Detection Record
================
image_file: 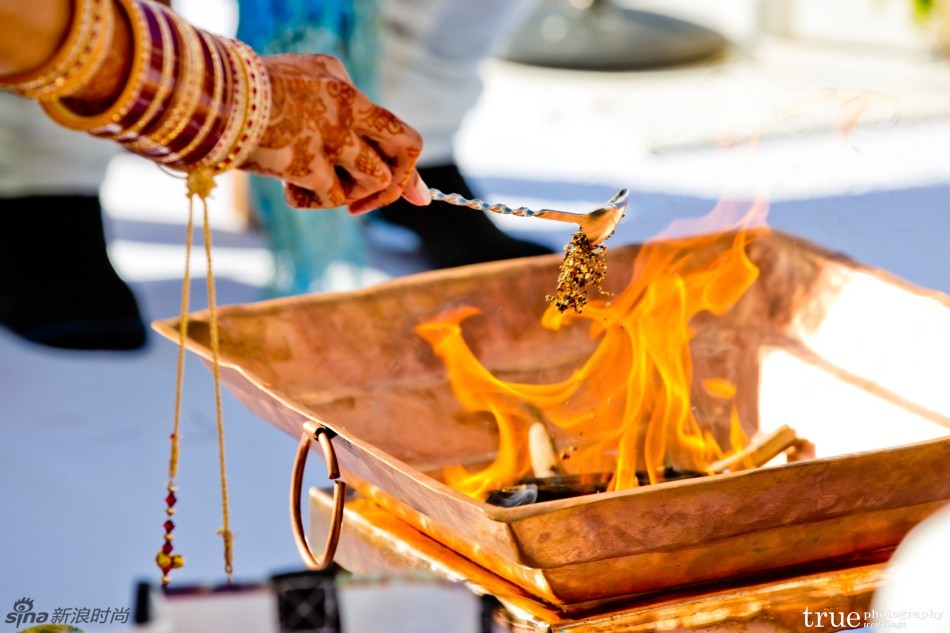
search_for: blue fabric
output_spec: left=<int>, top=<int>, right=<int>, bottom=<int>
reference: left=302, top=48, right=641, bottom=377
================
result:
left=237, top=0, right=378, bottom=95
left=237, top=0, right=379, bottom=297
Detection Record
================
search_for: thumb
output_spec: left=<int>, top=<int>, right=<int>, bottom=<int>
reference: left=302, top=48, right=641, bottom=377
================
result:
left=400, top=170, right=432, bottom=207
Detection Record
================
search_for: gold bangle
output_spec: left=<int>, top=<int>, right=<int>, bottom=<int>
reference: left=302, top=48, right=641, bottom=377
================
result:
left=91, top=0, right=166, bottom=139
left=113, top=0, right=177, bottom=142
left=41, top=0, right=153, bottom=135
left=52, top=0, right=117, bottom=99
left=0, top=0, right=101, bottom=98
left=215, top=38, right=271, bottom=172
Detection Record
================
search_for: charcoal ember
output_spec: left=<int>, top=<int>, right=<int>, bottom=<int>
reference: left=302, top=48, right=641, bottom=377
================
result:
left=655, top=466, right=705, bottom=483
left=519, top=474, right=611, bottom=502
left=487, top=469, right=706, bottom=506
left=486, top=484, right=539, bottom=508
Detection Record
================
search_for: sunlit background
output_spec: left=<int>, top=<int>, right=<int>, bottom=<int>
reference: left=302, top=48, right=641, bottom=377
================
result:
left=3, top=0, right=950, bottom=629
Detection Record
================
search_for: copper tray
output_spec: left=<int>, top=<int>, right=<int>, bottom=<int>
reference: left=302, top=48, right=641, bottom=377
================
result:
left=154, top=229, right=950, bottom=606
left=309, top=488, right=886, bottom=630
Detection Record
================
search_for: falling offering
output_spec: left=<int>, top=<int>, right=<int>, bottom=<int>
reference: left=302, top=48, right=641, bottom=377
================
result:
left=545, top=229, right=608, bottom=313
left=416, top=197, right=784, bottom=501
left=429, top=188, right=628, bottom=313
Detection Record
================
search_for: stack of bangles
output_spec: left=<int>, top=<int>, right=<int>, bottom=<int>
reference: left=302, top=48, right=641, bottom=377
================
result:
left=0, top=0, right=271, bottom=176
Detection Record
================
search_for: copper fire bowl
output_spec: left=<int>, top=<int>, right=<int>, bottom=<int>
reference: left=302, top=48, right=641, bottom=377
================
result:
left=309, top=488, right=886, bottom=630
left=154, top=229, right=950, bottom=606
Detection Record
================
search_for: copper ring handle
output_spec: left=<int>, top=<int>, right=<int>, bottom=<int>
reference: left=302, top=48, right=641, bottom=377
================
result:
left=290, top=420, right=346, bottom=570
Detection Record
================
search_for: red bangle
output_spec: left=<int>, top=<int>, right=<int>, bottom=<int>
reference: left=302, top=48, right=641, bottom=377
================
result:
left=124, top=3, right=203, bottom=157
left=166, top=34, right=235, bottom=170
left=113, top=0, right=178, bottom=142
left=159, top=28, right=224, bottom=164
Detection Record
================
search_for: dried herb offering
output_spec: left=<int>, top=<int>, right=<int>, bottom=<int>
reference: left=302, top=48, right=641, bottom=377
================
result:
left=547, top=229, right=608, bottom=313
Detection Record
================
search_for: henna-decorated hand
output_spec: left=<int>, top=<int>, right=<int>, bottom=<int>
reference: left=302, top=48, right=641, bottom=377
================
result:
left=242, top=54, right=430, bottom=215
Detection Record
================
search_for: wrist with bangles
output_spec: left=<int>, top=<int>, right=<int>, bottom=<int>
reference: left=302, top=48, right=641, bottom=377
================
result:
left=0, top=0, right=272, bottom=177
left=0, top=0, right=276, bottom=587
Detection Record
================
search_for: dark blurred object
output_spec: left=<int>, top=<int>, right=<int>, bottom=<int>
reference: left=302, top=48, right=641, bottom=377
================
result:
left=374, top=164, right=553, bottom=269
left=270, top=568, right=342, bottom=633
left=503, top=0, right=729, bottom=71
left=479, top=595, right=505, bottom=633
left=133, top=580, right=151, bottom=625
left=0, top=195, right=147, bottom=351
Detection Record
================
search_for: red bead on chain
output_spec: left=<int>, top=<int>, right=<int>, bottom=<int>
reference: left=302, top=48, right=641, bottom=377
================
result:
left=156, top=484, right=185, bottom=585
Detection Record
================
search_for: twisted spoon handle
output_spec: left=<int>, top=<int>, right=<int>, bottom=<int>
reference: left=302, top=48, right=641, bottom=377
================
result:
left=429, top=188, right=542, bottom=218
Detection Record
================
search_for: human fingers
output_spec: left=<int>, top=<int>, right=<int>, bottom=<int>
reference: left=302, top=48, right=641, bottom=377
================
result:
left=333, top=137, right=394, bottom=211
left=283, top=180, right=347, bottom=210
left=347, top=154, right=430, bottom=215
left=349, top=101, right=425, bottom=213
left=279, top=137, right=395, bottom=211
left=285, top=138, right=347, bottom=209
left=283, top=183, right=323, bottom=209
left=250, top=54, right=418, bottom=211
left=312, top=53, right=355, bottom=85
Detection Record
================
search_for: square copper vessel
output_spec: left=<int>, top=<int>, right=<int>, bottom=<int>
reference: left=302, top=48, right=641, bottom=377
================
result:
left=154, top=230, right=950, bottom=606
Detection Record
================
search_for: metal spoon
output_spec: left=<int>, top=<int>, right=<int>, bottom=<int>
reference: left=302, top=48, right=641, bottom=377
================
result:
left=428, top=188, right=629, bottom=246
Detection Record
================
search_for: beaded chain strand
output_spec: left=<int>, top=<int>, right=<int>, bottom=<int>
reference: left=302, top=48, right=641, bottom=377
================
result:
left=156, top=168, right=235, bottom=586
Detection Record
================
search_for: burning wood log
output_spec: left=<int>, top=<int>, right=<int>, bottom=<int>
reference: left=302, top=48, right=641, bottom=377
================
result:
left=785, top=437, right=817, bottom=463
left=486, top=413, right=804, bottom=507
left=487, top=421, right=702, bottom=507
left=707, top=424, right=800, bottom=474
left=528, top=421, right=561, bottom=479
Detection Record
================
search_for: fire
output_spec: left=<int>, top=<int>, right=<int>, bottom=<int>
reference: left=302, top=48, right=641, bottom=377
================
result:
left=416, top=198, right=768, bottom=500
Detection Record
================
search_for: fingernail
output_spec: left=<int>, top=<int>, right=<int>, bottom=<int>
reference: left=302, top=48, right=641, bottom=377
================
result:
left=413, top=176, right=432, bottom=205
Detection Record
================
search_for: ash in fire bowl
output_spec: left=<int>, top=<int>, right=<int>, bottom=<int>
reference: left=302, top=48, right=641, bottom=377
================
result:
left=486, top=470, right=705, bottom=508
left=485, top=473, right=613, bottom=508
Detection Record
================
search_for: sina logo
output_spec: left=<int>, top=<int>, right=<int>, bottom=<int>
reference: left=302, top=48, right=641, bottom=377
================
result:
left=5, top=598, right=49, bottom=628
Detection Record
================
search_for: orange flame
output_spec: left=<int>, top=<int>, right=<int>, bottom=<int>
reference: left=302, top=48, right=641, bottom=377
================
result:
left=416, top=198, right=768, bottom=499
